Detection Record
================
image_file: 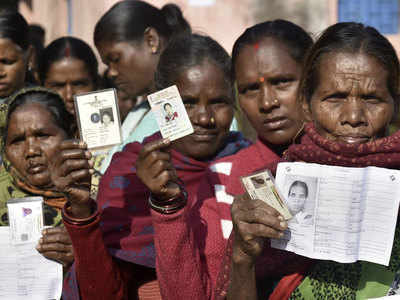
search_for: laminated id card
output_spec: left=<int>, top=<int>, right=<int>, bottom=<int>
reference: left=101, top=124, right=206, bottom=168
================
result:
left=74, top=88, right=122, bottom=150
left=147, top=85, right=194, bottom=141
left=241, top=169, right=292, bottom=220
left=7, top=197, right=44, bottom=244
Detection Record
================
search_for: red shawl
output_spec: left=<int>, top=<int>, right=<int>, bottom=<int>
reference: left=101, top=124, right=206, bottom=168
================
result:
left=270, top=123, right=400, bottom=299
left=97, top=131, right=250, bottom=268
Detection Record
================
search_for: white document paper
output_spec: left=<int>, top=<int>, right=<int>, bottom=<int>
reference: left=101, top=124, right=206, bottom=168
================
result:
left=74, top=89, right=122, bottom=150
left=271, top=162, right=400, bottom=266
left=147, top=85, right=194, bottom=141
left=0, top=227, right=62, bottom=300
left=7, top=197, right=43, bottom=245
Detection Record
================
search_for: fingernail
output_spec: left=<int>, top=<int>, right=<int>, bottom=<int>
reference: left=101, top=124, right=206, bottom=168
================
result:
left=280, top=221, right=287, bottom=228
left=278, top=216, right=284, bottom=221
left=89, top=168, right=95, bottom=174
left=164, top=138, right=170, bottom=145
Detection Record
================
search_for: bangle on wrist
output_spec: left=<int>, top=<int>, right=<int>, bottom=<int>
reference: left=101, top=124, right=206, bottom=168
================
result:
left=149, top=185, right=188, bottom=214
left=62, top=199, right=98, bottom=226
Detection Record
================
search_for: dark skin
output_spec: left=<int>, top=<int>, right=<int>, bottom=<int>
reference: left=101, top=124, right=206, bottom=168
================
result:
left=43, top=57, right=96, bottom=116
left=136, top=61, right=234, bottom=201
left=96, top=28, right=165, bottom=99
left=0, top=38, right=32, bottom=98
left=235, top=38, right=304, bottom=156
left=228, top=51, right=396, bottom=300
left=304, top=52, right=395, bottom=144
left=4, top=102, right=75, bottom=267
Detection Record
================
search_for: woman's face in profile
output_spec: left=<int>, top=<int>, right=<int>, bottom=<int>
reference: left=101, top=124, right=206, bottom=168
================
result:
left=287, top=184, right=307, bottom=214
left=305, top=52, right=395, bottom=144
left=0, top=38, right=28, bottom=98
left=5, top=102, right=67, bottom=188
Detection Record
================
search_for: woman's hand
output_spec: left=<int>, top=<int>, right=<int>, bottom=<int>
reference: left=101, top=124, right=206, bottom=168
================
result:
left=50, top=139, right=93, bottom=218
left=231, top=193, right=288, bottom=265
left=136, top=138, right=180, bottom=201
left=36, top=226, right=74, bottom=268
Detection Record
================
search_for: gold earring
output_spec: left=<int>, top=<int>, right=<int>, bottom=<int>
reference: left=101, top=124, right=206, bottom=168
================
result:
left=274, top=99, right=279, bottom=104
left=210, top=117, right=215, bottom=124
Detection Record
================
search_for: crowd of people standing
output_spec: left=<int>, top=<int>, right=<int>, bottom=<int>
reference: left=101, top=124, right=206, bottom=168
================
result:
left=0, top=1, right=400, bottom=299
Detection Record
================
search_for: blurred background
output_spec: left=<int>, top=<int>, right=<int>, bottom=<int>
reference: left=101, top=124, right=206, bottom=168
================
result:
left=1, top=0, right=399, bottom=71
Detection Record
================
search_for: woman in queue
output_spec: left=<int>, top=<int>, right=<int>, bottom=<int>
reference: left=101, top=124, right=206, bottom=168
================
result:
left=0, top=11, right=33, bottom=135
left=0, top=87, right=77, bottom=269
left=225, top=22, right=400, bottom=299
left=94, top=0, right=192, bottom=173
left=39, top=37, right=98, bottom=117
left=54, top=33, right=249, bottom=300
left=147, top=20, right=314, bottom=299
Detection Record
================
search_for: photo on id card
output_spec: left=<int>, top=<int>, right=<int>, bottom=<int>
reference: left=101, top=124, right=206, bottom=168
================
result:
left=7, top=197, right=44, bottom=245
left=74, top=88, right=122, bottom=150
left=147, top=85, right=194, bottom=141
left=241, top=169, right=292, bottom=220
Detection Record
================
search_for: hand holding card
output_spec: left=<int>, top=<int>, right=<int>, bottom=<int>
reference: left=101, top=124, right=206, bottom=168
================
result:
left=241, top=169, right=292, bottom=220
left=136, top=138, right=181, bottom=201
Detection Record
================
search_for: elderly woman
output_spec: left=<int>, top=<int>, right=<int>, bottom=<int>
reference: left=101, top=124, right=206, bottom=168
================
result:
left=224, top=22, right=400, bottom=300
left=52, top=34, right=249, bottom=300
left=0, top=87, right=76, bottom=269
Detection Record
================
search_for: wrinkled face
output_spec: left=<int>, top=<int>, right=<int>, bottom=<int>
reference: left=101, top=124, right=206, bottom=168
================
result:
left=287, top=184, right=307, bottom=214
left=97, top=40, right=157, bottom=98
left=172, top=61, right=234, bottom=160
left=305, top=52, right=395, bottom=144
left=0, top=38, right=28, bottom=98
left=44, top=57, right=96, bottom=115
left=235, top=38, right=304, bottom=147
left=5, top=102, right=67, bottom=188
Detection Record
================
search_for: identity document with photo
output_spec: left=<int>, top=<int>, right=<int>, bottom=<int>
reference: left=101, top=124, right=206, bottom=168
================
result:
left=271, top=162, right=400, bottom=266
left=147, top=85, right=194, bottom=141
left=241, top=169, right=292, bottom=220
left=74, top=89, right=122, bottom=150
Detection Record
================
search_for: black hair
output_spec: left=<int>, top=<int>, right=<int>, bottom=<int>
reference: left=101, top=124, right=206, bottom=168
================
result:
left=38, top=36, right=99, bottom=85
left=94, top=0, right=191, bottom=46
left=0, top=11, right=30, bottom=51
left=288, top=180, right=308, bottom=198
left=299, top=22, right=400, bottom=110
left=231, top=20, right=313, bottom=76
left=155, top=34, right=235, bottom=104
left=4, top=88, right=74, bottom=147
left=163, top=102, right=172, bottom=110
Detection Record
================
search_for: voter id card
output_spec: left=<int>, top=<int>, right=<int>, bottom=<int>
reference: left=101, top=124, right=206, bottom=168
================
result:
left=7, top=197, right=44, bottom=244
left=241, top=169, right=292, bottom=220
left=147, top=85, right=194, bottom=141
left=74, top=88, right=122, bottom=150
